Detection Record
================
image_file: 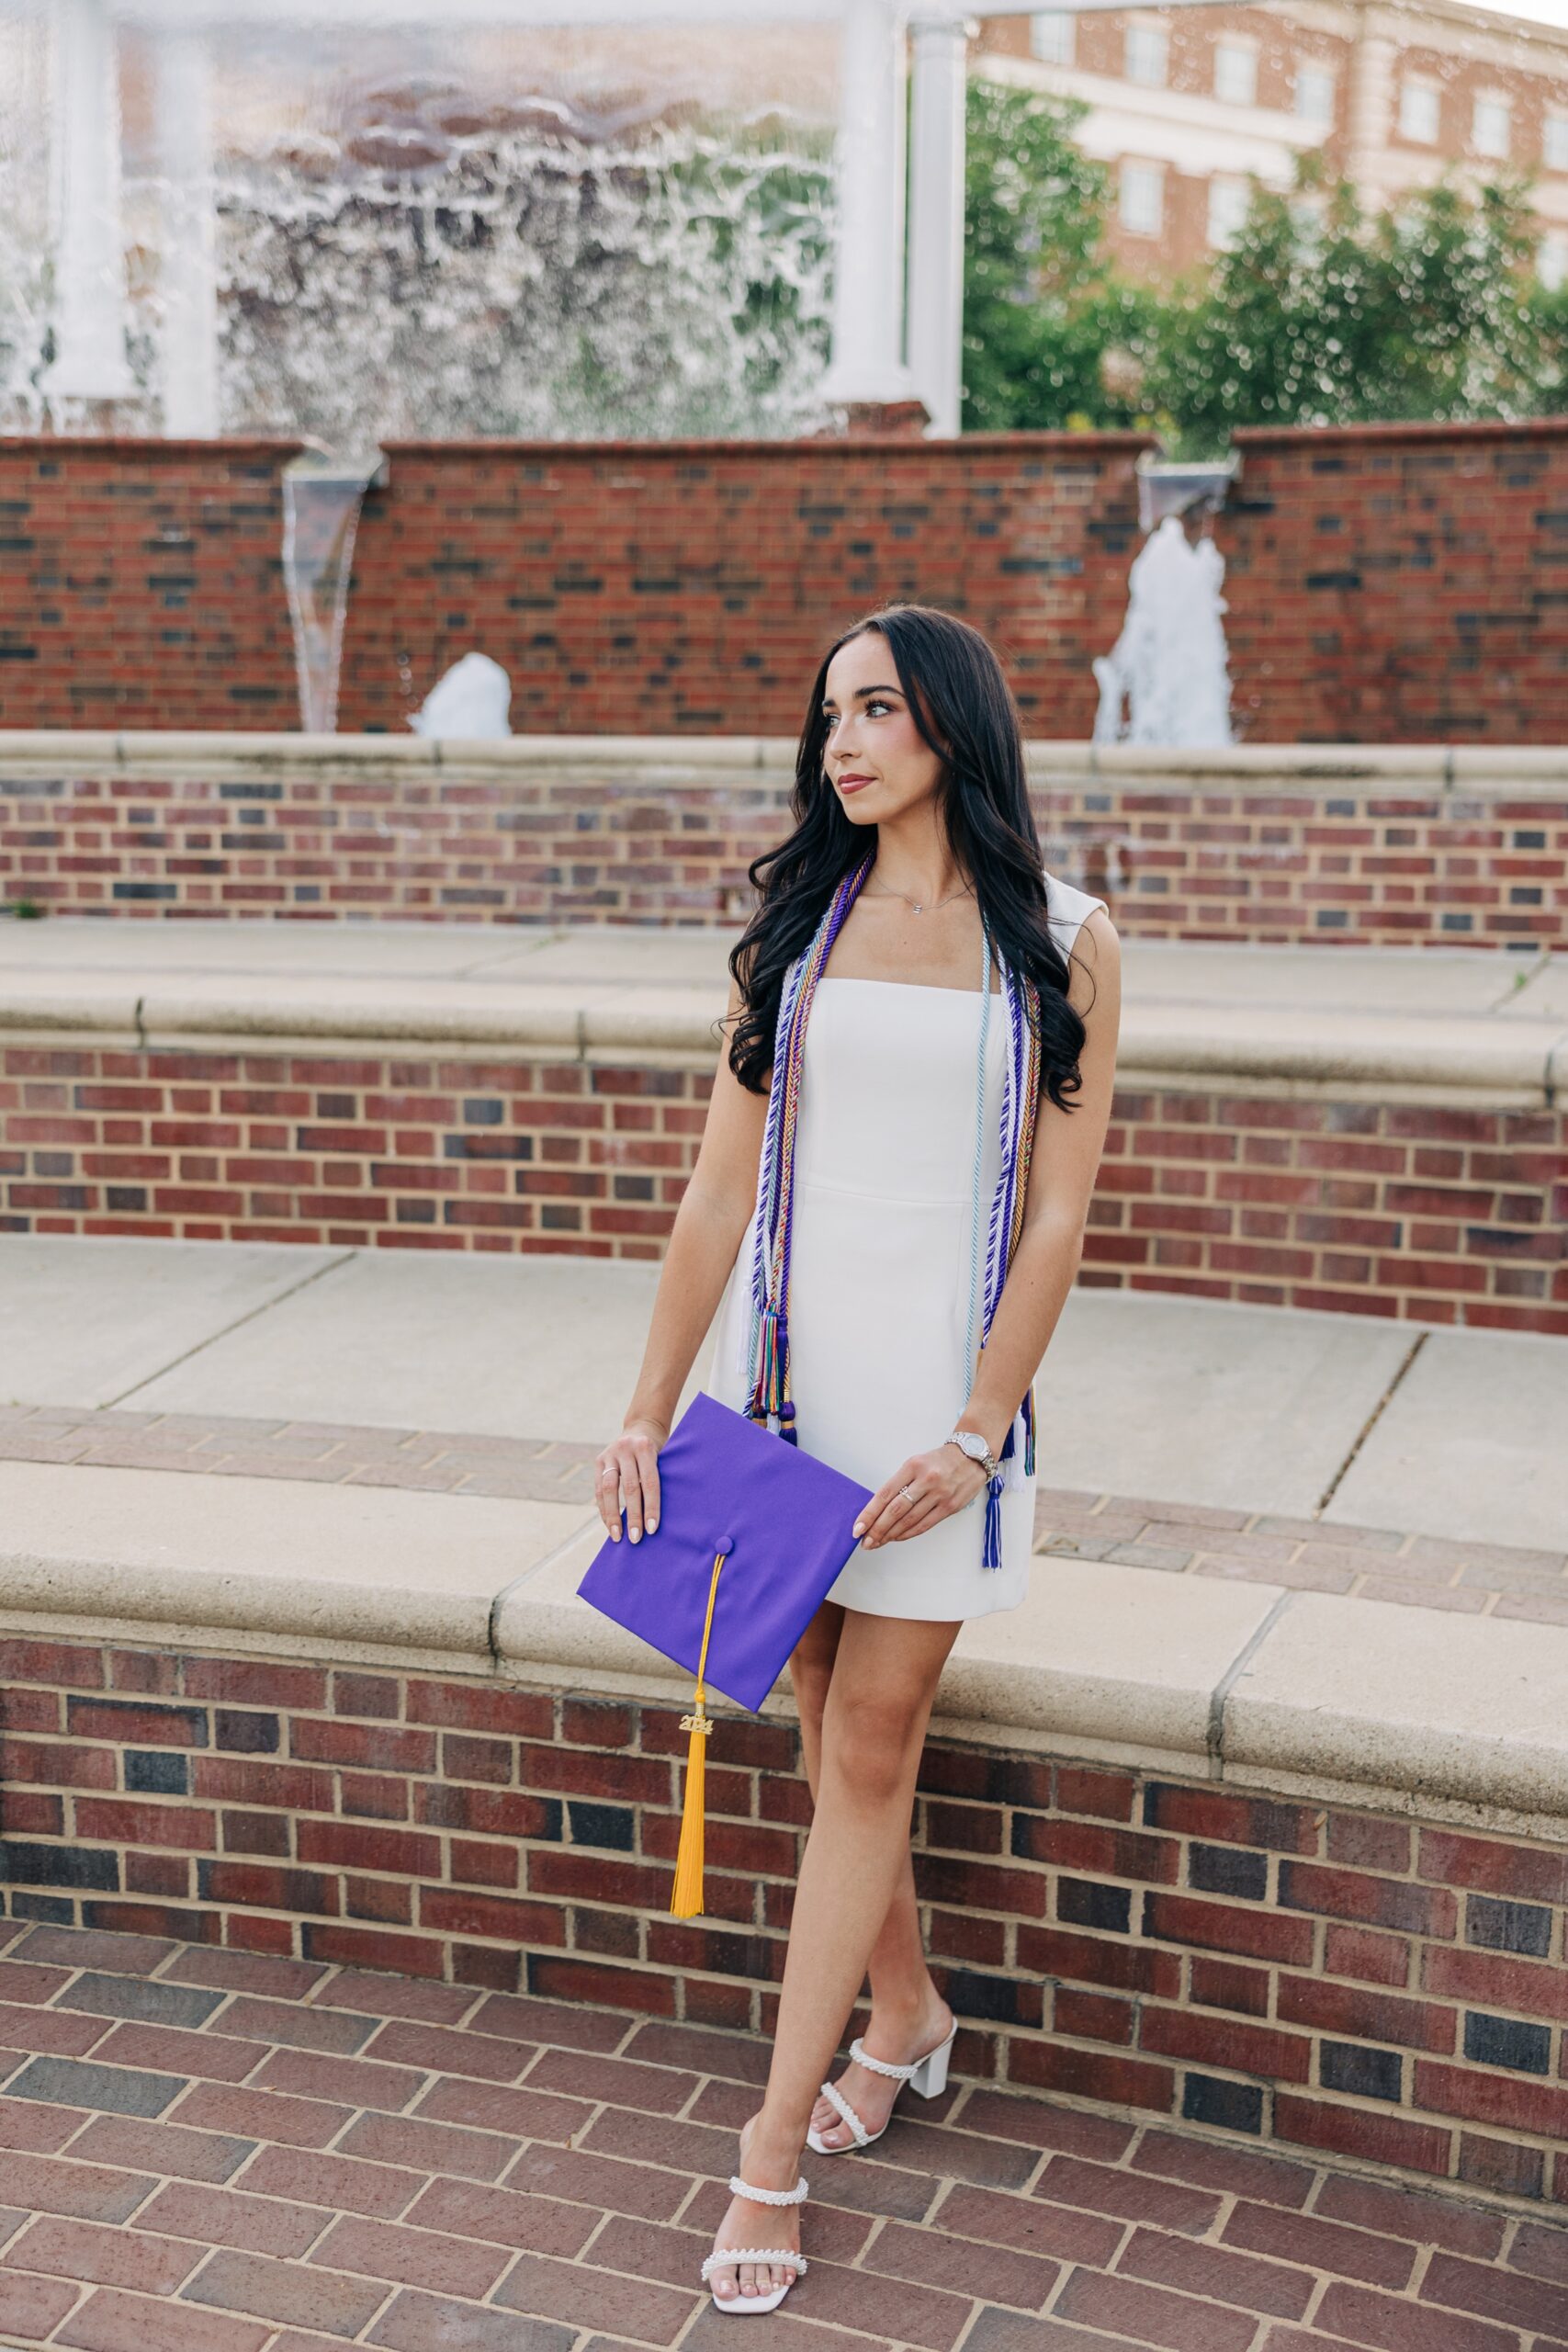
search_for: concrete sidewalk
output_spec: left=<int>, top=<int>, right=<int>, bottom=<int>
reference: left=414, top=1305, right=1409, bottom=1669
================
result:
left=2, top=1232, right=1564, bottom=1551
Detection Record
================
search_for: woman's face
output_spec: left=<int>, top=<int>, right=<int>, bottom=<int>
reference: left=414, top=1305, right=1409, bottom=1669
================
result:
left=820, top=630, right=944, bottom=830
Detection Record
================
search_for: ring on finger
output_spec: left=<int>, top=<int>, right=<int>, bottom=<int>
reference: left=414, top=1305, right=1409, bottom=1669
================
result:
left=897, top=1484, right=918, bottom=1504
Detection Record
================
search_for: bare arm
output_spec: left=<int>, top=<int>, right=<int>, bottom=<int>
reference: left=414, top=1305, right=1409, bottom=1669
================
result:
left=854, top=908, right=1122, bottom=1547
left=593, top=972, right=769, bottom=1544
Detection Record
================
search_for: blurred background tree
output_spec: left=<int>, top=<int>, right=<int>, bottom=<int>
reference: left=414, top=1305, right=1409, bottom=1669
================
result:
left=960, top=78, right=1158, bottom=433
left=961, top=81, right=1568, bottom=452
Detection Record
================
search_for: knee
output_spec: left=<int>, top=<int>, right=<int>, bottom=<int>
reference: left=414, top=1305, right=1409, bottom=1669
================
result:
left=821, top=1685, right=925, bottom=1804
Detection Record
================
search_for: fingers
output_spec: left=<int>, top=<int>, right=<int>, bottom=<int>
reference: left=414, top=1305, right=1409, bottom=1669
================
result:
left=852, top=1464, right=919, bottom=1551
left=894, top=1495, right=946, bottom=1541
left=593, top=1429, right=663, bottom=1544
left=622, top=1426, right=661, bottom=1541
left=593, top=1453, right=622, bottom=1541
left=852, top=1453, right=992, bottom=1548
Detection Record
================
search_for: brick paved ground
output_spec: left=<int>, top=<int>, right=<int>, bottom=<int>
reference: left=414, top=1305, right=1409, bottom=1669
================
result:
left=2, top=1402, right=1564, bottom=1623
left=1, top=1918, right=1568, bottom=2351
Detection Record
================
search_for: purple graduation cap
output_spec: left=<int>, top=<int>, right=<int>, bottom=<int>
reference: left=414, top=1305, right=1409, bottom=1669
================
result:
left=576, top=1391, right=873, bottom=1917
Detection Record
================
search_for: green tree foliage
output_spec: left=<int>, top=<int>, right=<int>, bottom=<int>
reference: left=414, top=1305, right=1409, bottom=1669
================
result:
left=1145, top=169, right=1562, bottom=451
left=961, top=80, right=1568, bottom=447
left=961, top=76, right=1159, bottom=430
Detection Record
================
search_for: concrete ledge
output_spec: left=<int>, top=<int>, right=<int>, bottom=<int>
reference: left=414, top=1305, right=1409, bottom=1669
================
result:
left=0, top=969, right=1561, bottom=1106
left=0, top=729, right=1565, bottom=797
left=0, top=1459, right=592, bottom=1676
left=7, top=1460, right=1568, bottom=1837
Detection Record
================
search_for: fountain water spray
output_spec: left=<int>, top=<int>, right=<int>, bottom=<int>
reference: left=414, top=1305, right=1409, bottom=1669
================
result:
left=281, top=454, right=385, bottom=733
left=1093, top=455, right=1239, bottom=750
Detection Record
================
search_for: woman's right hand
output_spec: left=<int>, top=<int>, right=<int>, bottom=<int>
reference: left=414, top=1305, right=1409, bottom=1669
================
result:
left=593, top=1417, right=667, bottom=1544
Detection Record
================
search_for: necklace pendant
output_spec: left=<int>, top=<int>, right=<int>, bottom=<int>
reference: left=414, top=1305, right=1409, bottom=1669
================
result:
left=910, top=901, right=923, bottom=914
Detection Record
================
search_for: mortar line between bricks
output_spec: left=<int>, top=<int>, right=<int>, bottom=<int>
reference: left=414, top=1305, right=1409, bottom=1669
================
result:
left=1299, top=2266, right=1332, bottom=2328
left=100, top=1245, right=359, bottom=1408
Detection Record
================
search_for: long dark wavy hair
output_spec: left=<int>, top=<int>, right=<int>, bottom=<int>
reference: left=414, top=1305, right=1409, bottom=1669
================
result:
left=728, top=603, right=1089, bottom=1108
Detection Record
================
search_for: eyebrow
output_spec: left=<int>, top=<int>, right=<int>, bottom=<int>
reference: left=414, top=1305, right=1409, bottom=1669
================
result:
left=821, top=684, right=904, bottom=706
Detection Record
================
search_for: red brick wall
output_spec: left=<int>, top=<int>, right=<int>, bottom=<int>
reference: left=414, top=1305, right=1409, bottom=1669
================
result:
left=6, top=1632, right=1568, bottom=2202
left=0, top=439, right=303, bottom=730
left=3, top=1040, right=1562, bottom=1331
left=1222, top=421, right=1568, bottom=746
left=3, top=751, right=1564, bottom=944
left=4, top=418, right=1568, bottom=744
left=0, top=432, right=1149, bottom=742
left=341, top=435, right=1149, bottom=740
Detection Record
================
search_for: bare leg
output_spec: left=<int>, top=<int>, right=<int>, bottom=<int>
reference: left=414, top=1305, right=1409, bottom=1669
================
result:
left=705, top=1607, right=961, bottom=2305
left=792, top=1608, right=953, bottom=2154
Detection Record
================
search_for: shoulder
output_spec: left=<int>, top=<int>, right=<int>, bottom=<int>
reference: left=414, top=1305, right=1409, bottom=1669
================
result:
left=1043, top=867, right=1111, bottom=952
left=1043, top=868, right=1119, bottom=1020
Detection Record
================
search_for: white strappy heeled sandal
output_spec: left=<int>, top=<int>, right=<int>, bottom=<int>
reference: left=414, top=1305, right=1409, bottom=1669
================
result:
left=807, top=2014, right=958, bottom=2155
left=700, top=2165, right=809, bottom=2315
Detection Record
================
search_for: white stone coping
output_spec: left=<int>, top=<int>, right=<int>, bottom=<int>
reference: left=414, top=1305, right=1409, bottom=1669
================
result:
left=5, top=1457, right=1568, bottom=1839
left=0, top=969, right=1562, bottom=1107
left=0, top=729, right=1565, bottom=796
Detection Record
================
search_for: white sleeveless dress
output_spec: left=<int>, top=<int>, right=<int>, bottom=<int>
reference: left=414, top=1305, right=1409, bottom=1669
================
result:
left=703, top=872, right=1106, bottom=1623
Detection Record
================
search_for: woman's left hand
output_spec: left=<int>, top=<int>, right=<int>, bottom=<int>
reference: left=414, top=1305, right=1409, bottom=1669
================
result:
left=852, top=1442, right=990, bottom=1549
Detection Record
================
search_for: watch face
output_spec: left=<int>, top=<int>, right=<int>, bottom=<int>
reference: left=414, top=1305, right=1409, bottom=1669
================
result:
left=955, top=1432, right=986, bottom=1460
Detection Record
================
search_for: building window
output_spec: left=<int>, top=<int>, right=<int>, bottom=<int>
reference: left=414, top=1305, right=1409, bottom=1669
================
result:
left=1214, top=39, right=1258, bottom=107
left=1030, top=11, right=1075, bottom=66
left=1472, top=91, right=1511, bottom=157
left=1540, top=231, right=1568, bottom=290
left=1124, top=22, right=1169, bottom=87
left=1398, top=78, right=1440, bottom=143
left=1208, top=175, right=1251, bottom=249
left=1544, top=107, right=1568, bottom=171
left=1294, top=61, right=1336, bottom=127
left=1119, top=157, right=1165, bottom=235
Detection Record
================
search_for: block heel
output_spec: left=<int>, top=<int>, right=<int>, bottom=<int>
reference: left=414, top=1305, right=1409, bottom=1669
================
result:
left=907, top=2026, right=954, bottom=2099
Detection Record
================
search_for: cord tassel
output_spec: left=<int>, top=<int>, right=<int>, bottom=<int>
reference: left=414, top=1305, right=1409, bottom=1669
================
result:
left=982, top=1475, right=1004, bottom=1571
left=670, top=1542, right=731, bottom=1919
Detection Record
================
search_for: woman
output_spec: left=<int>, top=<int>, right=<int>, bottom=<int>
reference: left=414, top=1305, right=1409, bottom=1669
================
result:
left=592, top=604, right=1120, bottom=2315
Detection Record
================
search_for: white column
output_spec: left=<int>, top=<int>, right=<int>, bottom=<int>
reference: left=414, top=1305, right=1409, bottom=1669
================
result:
left=820, top=0, right=916, bottom=407
left=1346, top=12, right=1398, bottom=207
left=906, top=17, right=968, bottom=436
left=42, top=0, right=135, bottom=404
left=154, top=27, right=221, bottom=436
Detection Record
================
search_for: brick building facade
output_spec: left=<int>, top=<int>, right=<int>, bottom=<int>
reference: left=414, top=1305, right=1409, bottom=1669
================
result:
left=979, top=0, right=1568, bottom=285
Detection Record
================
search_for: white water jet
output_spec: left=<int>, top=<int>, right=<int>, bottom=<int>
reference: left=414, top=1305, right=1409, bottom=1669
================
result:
left=410, top=651, right=513, bottom=739
left=1093, top=514, right=1235, bottom=749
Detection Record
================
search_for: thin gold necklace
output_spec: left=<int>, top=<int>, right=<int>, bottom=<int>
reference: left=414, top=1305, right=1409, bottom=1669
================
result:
left=863, top=878, right=974, bottom=916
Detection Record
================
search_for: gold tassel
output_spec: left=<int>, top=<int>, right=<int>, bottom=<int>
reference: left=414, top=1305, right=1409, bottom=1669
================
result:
left=670, top=1544, right=728, bottom=1919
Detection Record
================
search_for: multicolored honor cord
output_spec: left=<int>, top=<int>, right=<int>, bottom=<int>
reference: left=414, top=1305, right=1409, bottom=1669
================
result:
left=742, top=854, right=873, bottom=1442
left=741, top=855, right=1044, bottom=1570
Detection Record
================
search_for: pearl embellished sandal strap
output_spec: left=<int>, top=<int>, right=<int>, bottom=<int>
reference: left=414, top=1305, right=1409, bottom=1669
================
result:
left=817, top=2075, right=871, bottom=2143
left=702, top=2249, right=807, bottom=2279
left=848, top=2034, right=923, bottom=2081
left=728, top=2171, right=809, bottom=2204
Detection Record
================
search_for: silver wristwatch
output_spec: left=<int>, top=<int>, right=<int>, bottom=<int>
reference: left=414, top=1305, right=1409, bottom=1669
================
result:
left=945, top=1428, right=1000, bottom=1482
